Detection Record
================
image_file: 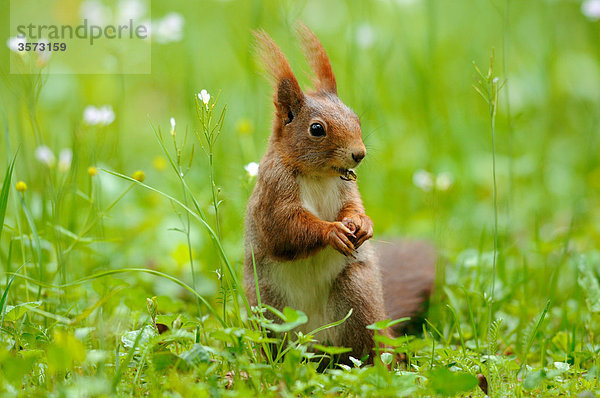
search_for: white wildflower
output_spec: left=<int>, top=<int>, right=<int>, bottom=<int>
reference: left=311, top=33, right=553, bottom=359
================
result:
left=349, top=356, right=363, bottom=367
left=170, top=117, right=176, bottom=135
left=83, top=105, right=115, bottom=126
left=153, top=12, right=184, bottom=44
left=413, top=169, right=434, bottom=192
left=582, top=0, right=600, bottom=20
left=435, top=171, right=454, bottom=191
left=6, top=36, right=27, bottom=53
left=117, top=0, right=146, bottom=24
left=356, top=24, right=375, bottom=49
left=198, top=89, right=211, bottom=107
left=244, top=162, right=259, bottom=177
left=79, top=0, right=112, bottom=25
left=58, top=148, right=73, bottom=172
left=35, top=146, right=56, bottom=167
left=391, top=0, right=418, bottom=5
left=554, top=362, right=570, bottom=372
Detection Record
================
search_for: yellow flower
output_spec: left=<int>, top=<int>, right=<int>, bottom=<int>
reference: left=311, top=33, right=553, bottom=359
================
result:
left=132, top=170, right=146, bottom=182
left=15, top=181, right=27, bottom=192
left=236, top=118, right=253, bottom=135
left=87, top=166, right=98, bottom=177
left=153, top=156, right=167, bottom=171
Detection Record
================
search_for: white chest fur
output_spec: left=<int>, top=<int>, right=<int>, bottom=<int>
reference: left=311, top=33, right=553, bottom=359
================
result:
left=267, top=176, right=351, bottom=344
left=270, top=247, right=349, bottom=344
left=297, top=175, right=344, bottom=222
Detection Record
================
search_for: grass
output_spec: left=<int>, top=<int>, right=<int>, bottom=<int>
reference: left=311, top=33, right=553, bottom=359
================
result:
left=1, top=0, right=600, bottom=396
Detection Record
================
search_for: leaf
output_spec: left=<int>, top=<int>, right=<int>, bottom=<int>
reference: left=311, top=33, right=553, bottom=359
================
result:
left=577, top=257, right=600, bottom=313
left=242, top=329, right=278, bottom=344
left=3, top=301, right=41, bottom=322
left=47, top=331, right=86, bottom=375
left=585, top=366, right=600, bottom=381
left=180, top=344, right=210, bottom=367
left=263, top=306, right=307, bottom=333
left=121, top=325, right=156, bottom=351
left=488, top=318, right=503, bottom=355
left=313, top=344, right=352, bottom=355
left=523, top=369, right=546, bottom=390
left=0, top=352, right=35, bottom=382
left=380, top=352, right=393, bottom=365
left=152, top=351, right=181, bottom=371
left=366, top=317, right=410, bottom=331
left=519, top=300, right=550, bottom=371
left=0, top=261, right=24, bottom=327
left=551, top=331, right=569, bottom=353
left=374, top=333, right=409, bottom=348
left=112, top=326, right=147, bottom=391
left=428, top=367, right=478, bottom=395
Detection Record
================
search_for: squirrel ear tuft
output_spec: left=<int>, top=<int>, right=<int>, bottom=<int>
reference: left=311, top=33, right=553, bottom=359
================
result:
left=254, top=29, right=304, bottom=120
left=296, top=22, right=337, bottom=94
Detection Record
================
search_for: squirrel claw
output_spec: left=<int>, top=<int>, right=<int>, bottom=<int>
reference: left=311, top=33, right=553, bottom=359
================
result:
left=328, top=221, right=356, bottom=256
left=341, top=214, right=373, bottom=249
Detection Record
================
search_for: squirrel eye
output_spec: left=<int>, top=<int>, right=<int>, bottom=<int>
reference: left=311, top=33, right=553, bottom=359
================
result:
left=309, top=122, right=326, bottom=137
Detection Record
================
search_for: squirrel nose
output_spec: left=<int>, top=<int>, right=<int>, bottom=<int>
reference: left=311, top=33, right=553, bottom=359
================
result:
left=352, top=149, right=366, bottom=164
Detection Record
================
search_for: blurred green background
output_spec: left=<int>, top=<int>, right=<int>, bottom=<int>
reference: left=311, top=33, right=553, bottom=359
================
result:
left=1, top=0, right=600, bottom=393
left=3, top=0, right=599, bottom=273
left=2, top=0, right=600, bottom=310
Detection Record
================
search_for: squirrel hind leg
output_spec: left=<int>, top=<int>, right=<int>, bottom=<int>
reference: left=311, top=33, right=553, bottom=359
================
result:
left=375, top=240, right=437, bottom=336
left=326, top=259, right=388, bottom=368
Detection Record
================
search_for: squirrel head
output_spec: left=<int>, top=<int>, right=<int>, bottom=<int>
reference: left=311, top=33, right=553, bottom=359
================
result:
left=255, top=24, right=366, bottom=178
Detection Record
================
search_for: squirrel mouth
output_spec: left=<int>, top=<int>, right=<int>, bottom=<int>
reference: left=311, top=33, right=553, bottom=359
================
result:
left=338, top=168, right=357, bottom=181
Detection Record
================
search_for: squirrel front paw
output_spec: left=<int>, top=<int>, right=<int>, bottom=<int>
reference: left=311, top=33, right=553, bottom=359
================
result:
left=326, top=221, right=356, bottom=258
left=341, top=214, right=373, bottom=249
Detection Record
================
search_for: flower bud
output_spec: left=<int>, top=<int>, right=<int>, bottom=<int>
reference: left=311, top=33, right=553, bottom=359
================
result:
left=132, top=170, right=146, bottom=182
left=172, top=314, right=182, bottom=330
left=146, top=296, right=158, bottom=320
left=15, top=181, right=27, bottom=193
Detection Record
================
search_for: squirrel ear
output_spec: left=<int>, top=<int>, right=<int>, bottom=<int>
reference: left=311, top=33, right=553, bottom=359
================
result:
left=254, top=29, right=304, bottom=122
left=296, top=22, right=337, bottom=94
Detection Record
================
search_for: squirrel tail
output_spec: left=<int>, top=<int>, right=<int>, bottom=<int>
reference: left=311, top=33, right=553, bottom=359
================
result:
left=374, top=240, right=437, bottom=336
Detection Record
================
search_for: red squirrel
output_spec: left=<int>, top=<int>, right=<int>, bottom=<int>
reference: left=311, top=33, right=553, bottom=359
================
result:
left=244, top=24, right=436, bottom=365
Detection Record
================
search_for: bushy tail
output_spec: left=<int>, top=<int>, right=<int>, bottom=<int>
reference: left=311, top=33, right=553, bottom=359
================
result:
left=374, top=240, right=437, bottom=335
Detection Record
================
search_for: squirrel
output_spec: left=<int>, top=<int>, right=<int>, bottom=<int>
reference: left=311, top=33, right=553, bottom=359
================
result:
left=244, top=24, right=436, bottom=366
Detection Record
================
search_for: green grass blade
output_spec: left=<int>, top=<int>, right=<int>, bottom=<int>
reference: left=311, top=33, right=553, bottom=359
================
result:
left=9, top=267, right=226, bottom=328
left=519, top=300, right=551, bottom=373
left=111, top=326, right=146, bottom=392
left=18, top=195, right=43, bottom=298
left=0, top=152, right=17, bottom=240
left=0, top=251, right=24, bottom=328
left=308, top=308, right=353, bottom=336
left=101, top=169, right=252, bottom=319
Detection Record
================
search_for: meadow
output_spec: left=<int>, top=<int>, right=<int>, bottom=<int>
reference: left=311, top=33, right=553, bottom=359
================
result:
left=1, top=0, right=600, bottom=396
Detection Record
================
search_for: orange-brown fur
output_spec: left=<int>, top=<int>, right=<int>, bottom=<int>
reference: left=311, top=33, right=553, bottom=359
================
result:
left=244, top=24, right=435, bottom=367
